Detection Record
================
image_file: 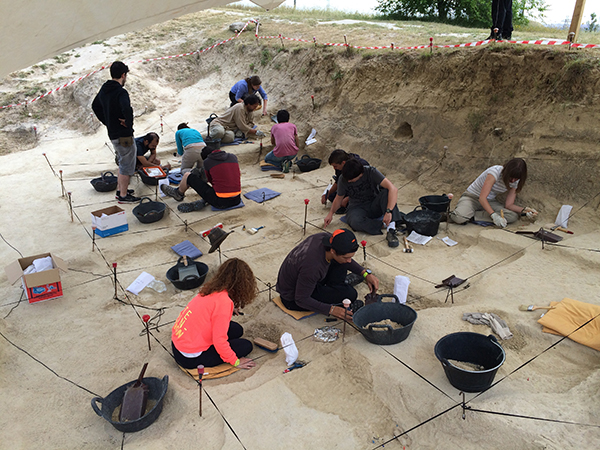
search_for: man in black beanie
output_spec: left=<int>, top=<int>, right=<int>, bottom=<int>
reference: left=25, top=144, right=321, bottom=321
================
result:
left=276, top=229, right=379, bottom=320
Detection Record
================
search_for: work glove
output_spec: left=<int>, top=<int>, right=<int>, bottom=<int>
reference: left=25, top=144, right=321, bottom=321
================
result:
left=491, top=212, right=507, bottom=228
left=523, top=207, right=538, bottom=221
left=255, top=130, right=266, bottom=138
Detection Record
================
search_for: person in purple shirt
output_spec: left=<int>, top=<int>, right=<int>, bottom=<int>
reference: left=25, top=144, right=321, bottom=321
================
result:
left=229, top=75, right=268, bottom=116
left=264, top=110, right=299, bottom=172
left=276, top=229, right=379, bottom=321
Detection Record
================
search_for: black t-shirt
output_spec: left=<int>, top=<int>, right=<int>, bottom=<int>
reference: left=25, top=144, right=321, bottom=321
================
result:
left=337, top=166, right=385, bottom=206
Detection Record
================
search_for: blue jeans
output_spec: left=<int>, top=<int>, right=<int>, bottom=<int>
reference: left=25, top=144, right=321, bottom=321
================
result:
left=265, top=151, right=294, bottom=168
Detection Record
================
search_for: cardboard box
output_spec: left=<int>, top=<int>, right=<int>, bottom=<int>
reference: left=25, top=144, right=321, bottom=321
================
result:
left=5, top=253, right=68, bottom=303
left=91, top=205, right=128, bottom=237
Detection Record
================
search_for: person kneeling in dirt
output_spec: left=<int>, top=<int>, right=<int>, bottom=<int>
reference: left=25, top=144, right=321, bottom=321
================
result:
left=172, top=258, right=257, bottom=370
left=264, top=109, right=299, bottom=172
left=175, top=123, right=206, bottom=174
left=276, top=228, right=379, bottom=321
left=160, top=144, right=241, bottom=213
left=135, top=132, right=170, bottom=170
left=449, top=157, right=537, bottom=228
left=324, top=159, right=403, bottom=248
left=321, top=149, right=369, bottom=214
left=207, top=94, right=265, bottom=143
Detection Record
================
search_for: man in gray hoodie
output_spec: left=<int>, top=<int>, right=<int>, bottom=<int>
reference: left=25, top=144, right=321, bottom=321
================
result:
left=92, top=61, right=140, bottom=203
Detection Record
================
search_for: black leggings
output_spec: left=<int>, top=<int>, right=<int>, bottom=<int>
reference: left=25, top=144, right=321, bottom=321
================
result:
left=186, top=172, right=241, bottom=209
left=172, top=321, right=252, bottom=369
left=281, top=261, right=357, bottom=311
left=229, top=91, right=238, bottom=107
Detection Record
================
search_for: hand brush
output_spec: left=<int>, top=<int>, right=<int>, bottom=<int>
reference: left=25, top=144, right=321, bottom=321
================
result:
left=519, top=305, right=555, bottom=311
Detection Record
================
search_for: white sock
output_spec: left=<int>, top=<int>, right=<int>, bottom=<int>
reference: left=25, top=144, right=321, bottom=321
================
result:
left=387, top=222, right=396, bottom=232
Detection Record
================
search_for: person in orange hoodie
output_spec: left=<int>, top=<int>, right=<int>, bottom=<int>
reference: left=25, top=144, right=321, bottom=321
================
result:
left=171, top=258, right=257, bottom=369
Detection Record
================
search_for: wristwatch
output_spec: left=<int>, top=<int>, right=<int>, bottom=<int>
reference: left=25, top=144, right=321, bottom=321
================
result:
left=385, top=208, right=392, bottom=214
left=363, top=269, right=372, bottom=279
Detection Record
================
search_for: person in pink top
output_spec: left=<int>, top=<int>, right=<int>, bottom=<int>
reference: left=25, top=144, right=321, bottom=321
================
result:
left=171, top=258, right=258, bottom=369
left=264, top=110, right=299, bottom=172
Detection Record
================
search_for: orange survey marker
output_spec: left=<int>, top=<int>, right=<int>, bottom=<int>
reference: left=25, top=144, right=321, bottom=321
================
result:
left=200, top=223, right=223, bottom=237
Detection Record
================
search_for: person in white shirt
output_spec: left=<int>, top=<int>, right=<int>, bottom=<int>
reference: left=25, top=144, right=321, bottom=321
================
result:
left=449, top=158, right=537, bottom=228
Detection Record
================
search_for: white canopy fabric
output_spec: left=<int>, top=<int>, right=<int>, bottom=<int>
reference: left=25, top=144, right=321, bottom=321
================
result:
left=0, top=0, right=283, bottom=78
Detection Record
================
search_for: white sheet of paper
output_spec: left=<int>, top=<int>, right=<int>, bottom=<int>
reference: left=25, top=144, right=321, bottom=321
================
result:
left=126, top=271, right=155, bottom=295
left=407, top=231, right=432, bottom=245
left=323, top=183, right=332, bottom=196
left=158, top=178, right=169, bottom=197
left=393, top=275, right=410, bottom=304
left=555, top=205, right=572, bottom=228
left=305, top=128, right=317, bottom=145
left=441, top=236, right=458, bottom=247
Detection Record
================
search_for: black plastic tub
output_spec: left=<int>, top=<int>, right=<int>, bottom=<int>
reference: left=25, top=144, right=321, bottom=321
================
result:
left=132, top=197, right=166, bottom=224
left=91, top=171, right=118, bottom=192
left=91, top=375, right=168, bottom=433
left=419, top=194, right=451, bottom=213
left=403, top=206, right=442, bottom=236
left=352, top=295, right=417, bottom=345
left=434, top=332, right=505, bottom=392
left=166, top=258, right=209, bottom=290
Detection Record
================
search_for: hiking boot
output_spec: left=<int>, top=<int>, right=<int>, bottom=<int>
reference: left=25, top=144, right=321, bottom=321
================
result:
left=178, top=199, right=207, bottom=213
left=335, top=206, right=347, bottom=215
left=345, top=272, right=364, bottom=287
left=117, top=194, right=141, bottom=204
left=386, top=229, right=400, bottom=248
left=115, top=189, right=134, bottom=199
left=161, top=184, right=184, bottom=202
left=282, top=160, right=291, bottom=173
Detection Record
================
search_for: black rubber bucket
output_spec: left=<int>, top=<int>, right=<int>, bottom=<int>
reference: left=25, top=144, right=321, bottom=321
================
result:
left=419, top=194, right=450, bottom=213
left=434, top=332, right=505, bottom=392
left=132, top=197, right=166, bottom=224
left=166, top=257, right=209, bottom=290
left=91, top=171, right=118, bottom=192
left=403, top=206, right=442, bottom=236
left=352, top=294, right=417, bottom=345
left=91, top=375, right=168, bottom=433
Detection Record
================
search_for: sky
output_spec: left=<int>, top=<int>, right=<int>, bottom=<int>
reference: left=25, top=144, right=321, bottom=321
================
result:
left=242, top=0, right=598, bottom=26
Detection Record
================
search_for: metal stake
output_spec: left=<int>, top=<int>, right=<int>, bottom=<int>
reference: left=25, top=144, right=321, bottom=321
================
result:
left=59, top=170, right=65, bottom=197
left=42, top=153, right=57, bottom=176
left=197, top=365, right=204, bottom=416
left=113, top=263, right=119, bottom=300
left=92, top=226, right=96, bottom=252
left=67, top=192, right=73, bottom=222
left=342, top=299, right=351, bottom=342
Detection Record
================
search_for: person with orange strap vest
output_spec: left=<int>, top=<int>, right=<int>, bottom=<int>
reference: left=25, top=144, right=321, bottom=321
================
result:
left=161, top=142, right=242, bottom=213
left=171, top=258, right=257, bottom=369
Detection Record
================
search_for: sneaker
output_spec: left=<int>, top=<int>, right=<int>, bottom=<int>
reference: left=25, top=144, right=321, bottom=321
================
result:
left=386, top=229, right=400, bottom=248
left=115, top=189, right=134, bottom=199
left=282, top=160, right=291, bottom=173
left=117, top=194, right=141, bottom=204
left=350, top=299, right=364, bottom=313
left=161, top=184, right=184, bottom=202
left=335, top=206, right=347, bottom=215
left=345, top=272, right=364, bottom=287
left=178, top=199, right=207, bottom=213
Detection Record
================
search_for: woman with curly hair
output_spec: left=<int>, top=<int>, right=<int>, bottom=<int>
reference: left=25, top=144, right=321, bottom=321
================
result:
left=449, top=158, right=537, bottom=228
left=172, top=258, right=258, bottom=369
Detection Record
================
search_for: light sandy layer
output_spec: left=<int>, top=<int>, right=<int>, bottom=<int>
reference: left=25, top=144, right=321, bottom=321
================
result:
left=1, top=20, right=600, bottom=450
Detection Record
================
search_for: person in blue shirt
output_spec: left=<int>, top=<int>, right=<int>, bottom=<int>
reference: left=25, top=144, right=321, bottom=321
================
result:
left=175, top=123, right=206, bottom=173
left=229, top=76, right=268, bottom=116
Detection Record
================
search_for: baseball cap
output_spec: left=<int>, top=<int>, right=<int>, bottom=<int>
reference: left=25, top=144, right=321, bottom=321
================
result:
left=322, top=229, right=359, bottom=255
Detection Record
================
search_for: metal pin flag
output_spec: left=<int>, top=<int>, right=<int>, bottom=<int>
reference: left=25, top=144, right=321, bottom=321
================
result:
left=197, top=364, right=204, bottom=416
left=430, top=37, right=433, bottom=54
left=361, top=240, right=367, bottom=262
left=303, top=199, right=309, bottom=235
left=143, top=314, right=151, bottom=351
left=342, top=299, right=351, bottom=342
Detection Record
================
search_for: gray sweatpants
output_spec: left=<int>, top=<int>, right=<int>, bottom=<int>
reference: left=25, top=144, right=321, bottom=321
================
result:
left=449, top=192, right=518, bottom=224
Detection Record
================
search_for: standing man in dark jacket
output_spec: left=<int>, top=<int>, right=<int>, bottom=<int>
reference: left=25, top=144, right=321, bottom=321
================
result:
left=489, top=0, right=513, bottom=40
left=92, top=61, right=140, bottom=203
left=161, top=145, right=242, bottom=213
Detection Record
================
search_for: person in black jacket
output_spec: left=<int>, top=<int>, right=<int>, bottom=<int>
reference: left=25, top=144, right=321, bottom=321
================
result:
left=489, top=0, right=513, bottom=40
left=92, top=61, right=140, bottom=203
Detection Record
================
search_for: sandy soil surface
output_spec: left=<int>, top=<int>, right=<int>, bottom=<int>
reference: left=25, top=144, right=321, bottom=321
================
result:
left=1, top=9, right=599, bottom=450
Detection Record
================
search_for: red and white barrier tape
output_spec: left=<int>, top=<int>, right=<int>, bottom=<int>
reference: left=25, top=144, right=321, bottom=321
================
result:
left=2, top=19, right=598, bottom=110
left=1, top=20, right=254, bottom=110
